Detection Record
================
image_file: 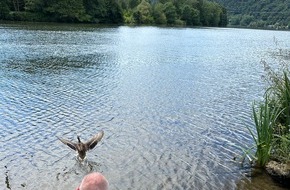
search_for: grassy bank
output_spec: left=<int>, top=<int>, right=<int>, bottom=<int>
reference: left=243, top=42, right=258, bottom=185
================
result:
left=243, top=47, right=290, bottom=186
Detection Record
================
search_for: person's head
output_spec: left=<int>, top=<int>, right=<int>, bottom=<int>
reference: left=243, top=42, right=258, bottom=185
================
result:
left=76, top=172, right=109, bottom=190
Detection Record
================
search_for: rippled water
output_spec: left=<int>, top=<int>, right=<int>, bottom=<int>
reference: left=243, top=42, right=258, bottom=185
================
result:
left=1, top=23, right=290, bottom=189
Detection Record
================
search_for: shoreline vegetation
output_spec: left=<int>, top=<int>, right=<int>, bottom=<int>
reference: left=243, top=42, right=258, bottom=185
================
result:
left=214, top=0, right=290, bottom=30
left=0, top=0, right=227, bottom=27
left=242, top=45, right=290, bottom=187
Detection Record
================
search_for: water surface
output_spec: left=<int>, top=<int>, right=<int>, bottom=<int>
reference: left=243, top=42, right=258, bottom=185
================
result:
left=1, top=23, right=290, bottom=189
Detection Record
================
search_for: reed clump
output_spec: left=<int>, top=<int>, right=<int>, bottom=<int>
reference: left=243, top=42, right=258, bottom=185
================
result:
left=243, top=46, right=290, bottom=184
left=246, top=95, right=281, bottom=167
left=246, top=73, right=290, bottom=167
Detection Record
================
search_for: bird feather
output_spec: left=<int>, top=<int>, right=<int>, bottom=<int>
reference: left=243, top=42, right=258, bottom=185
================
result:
left=86, top=130, right=104, bottom=150
left=57, top=136, right=77, bottom=151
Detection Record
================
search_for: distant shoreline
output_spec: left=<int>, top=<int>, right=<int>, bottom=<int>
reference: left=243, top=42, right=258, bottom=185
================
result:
left=0, top=20, right=289, bottom=31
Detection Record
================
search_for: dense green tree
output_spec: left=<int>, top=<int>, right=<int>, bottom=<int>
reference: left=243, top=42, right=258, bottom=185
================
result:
left=215, top=0, right=289, bottom=28
left=181, top=5, right=200, bottom=25
left=119, top=0, right=129, bottom=10
left=173, top=0, right=185, bottom=16
left=197, top=0, right=205, bottom=25
left=203, top=1, right=222, bottom=26
left=83, top=0, right=106, bottom=23
left=152, top=2, right=166, bottom=24
left=134, top=0, right=153, bottom=24
left=1, top=0, right=228, bottom=27
left=163, top=2, right=176, bottom=25
left=0, top=0, right=11, bottom=19
left=186, top=0, right=199, bottom=8
left=10, top=0, right=25, bottom=11
left=129, top=0, right=141, bottom=9
left=158, top=0, right=168, bottom=4
left=123, top=9, right=135, bottom=24
left=104, top=0, right=123, bottom=23
left=219, top=6, right=227, bottom=26
left=46, top=0, right=89, bottom=22
left=230, top=14, right=240, bottom=25
left=240, top=14, right=254, bottom=27
left=24, top=0, right=44, bottom=12
left=199, top=1, right=227, bottom=27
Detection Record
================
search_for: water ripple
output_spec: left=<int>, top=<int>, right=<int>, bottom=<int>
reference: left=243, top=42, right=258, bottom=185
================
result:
left=1, top=25, right=290, bottom=189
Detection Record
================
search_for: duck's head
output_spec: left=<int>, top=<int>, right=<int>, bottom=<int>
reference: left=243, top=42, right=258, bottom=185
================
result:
left=77, top=136, right=81, bottom=143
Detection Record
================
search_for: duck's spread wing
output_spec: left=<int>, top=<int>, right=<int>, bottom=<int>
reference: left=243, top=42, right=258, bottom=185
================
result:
left=86, top=131, right=104, bottom=150
left=57, top=136, right=77, bottom=151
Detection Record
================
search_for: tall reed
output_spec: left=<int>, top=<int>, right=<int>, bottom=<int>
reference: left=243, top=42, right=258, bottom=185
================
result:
left=243, top=45, right=290, bottom=167
left=268, top=72, right=290, bottom=134
left=246, top=95, right=280, bottom=167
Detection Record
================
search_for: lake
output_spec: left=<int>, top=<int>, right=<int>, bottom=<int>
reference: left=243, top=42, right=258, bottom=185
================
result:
left=0, top=23, right=289, bottom=189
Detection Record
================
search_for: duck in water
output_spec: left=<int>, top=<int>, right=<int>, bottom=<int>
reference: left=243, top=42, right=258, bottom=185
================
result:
left=57, top=130, right=104, bottom=161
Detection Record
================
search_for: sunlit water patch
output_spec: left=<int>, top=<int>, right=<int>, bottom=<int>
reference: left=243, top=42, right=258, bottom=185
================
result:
left=1, top=23, right=290, bottom=189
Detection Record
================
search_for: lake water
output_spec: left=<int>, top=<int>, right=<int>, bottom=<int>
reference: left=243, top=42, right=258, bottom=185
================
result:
left=0, top=23, right=289, bottom=189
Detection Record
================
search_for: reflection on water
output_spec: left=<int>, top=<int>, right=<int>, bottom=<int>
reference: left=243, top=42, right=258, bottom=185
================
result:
left=1, top=23, right=290, bottom=189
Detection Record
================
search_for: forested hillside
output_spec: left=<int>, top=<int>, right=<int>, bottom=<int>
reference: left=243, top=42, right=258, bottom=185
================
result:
left=213, top=0, right=290, bottom=29
left=0, top=0, right=227, bottom=27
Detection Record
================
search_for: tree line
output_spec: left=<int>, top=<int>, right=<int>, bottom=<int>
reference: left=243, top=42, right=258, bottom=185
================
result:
left=0, top=0, right=227, bottom=27
left=214, top=0, right=289, bottom=29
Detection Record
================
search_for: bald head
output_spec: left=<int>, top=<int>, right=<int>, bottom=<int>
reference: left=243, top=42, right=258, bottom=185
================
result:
left=78, top=172, right=109, bottom=190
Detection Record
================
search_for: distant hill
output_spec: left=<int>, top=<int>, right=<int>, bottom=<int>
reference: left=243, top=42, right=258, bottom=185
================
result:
left=213, top=0, right=290, bottom=29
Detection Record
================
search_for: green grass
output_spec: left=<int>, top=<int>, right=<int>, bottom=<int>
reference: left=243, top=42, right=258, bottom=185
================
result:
left=245, top=95, right=281, bottom=167
left=244, top=72, right=290, bottom=168
left=269, top=72, right=290, bottom=134
left=272, top=133, right=290, bottom=163
left=242, top=47, right=290, bottom=169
